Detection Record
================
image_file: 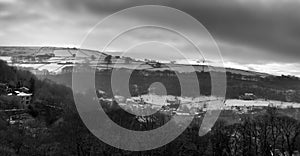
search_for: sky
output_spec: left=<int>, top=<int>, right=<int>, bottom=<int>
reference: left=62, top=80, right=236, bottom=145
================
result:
left=0, top=0, right=299, bottom=76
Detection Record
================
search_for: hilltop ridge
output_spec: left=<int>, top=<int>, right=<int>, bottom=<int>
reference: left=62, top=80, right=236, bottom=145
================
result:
left=0, top=46, right=274, bottom=78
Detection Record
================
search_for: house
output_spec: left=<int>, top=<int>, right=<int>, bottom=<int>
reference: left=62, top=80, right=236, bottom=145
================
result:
left=18, top=87, right=30, bottom=93
left=30, top=69, right=49, bottom=76
left=239, top=93, right=257, bottom=100
left=8, top=113, right=34, bottom=125
left=7, top=91, right=32, bottom=108
left=17, top=92, right=32, bottom=108
left=61, top=66, right=73, bottom=73
left=97, top=90, right=107, bottom=98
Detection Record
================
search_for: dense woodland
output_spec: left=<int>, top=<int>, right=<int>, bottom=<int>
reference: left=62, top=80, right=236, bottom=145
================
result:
left=0, top=60, right=300, bottom=155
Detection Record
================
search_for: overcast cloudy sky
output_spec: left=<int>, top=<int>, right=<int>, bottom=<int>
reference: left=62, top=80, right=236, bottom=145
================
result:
left=0, top=0, right=299, bottom=76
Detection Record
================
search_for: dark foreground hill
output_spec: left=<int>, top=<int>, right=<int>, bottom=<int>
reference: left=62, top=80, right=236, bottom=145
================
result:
left=1, top=59, right=300, bottom=155
left=1, top=47, right=300, bottom=156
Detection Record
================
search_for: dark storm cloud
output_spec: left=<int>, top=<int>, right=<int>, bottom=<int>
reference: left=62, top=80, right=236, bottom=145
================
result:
left=1, top=0, right=299, bottom=76
left=175, top=1, right=300, bottom=63
left=50, top=0, right=300, bottom=63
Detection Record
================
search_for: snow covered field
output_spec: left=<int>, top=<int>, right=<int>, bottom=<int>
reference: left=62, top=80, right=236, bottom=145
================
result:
left=225, top=99, right=300, bottom=109
left=116, top=94, right=300, bottom=110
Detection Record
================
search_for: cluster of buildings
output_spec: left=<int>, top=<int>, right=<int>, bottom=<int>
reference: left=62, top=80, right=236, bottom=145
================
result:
left=7, top=90, right=32, bottom=109
left=97, top=89, right=300, bottom=118
left=98, top=91, right=222, bottom=116
left=0, top=83, right=33, bottom=109
left=0, top=83, right=34, bottom=126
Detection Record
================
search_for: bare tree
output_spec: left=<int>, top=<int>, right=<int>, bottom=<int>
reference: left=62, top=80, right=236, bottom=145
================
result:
left=104, top=55, right=112, bottom=69
left=278, top=116, right=300, bottom=156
